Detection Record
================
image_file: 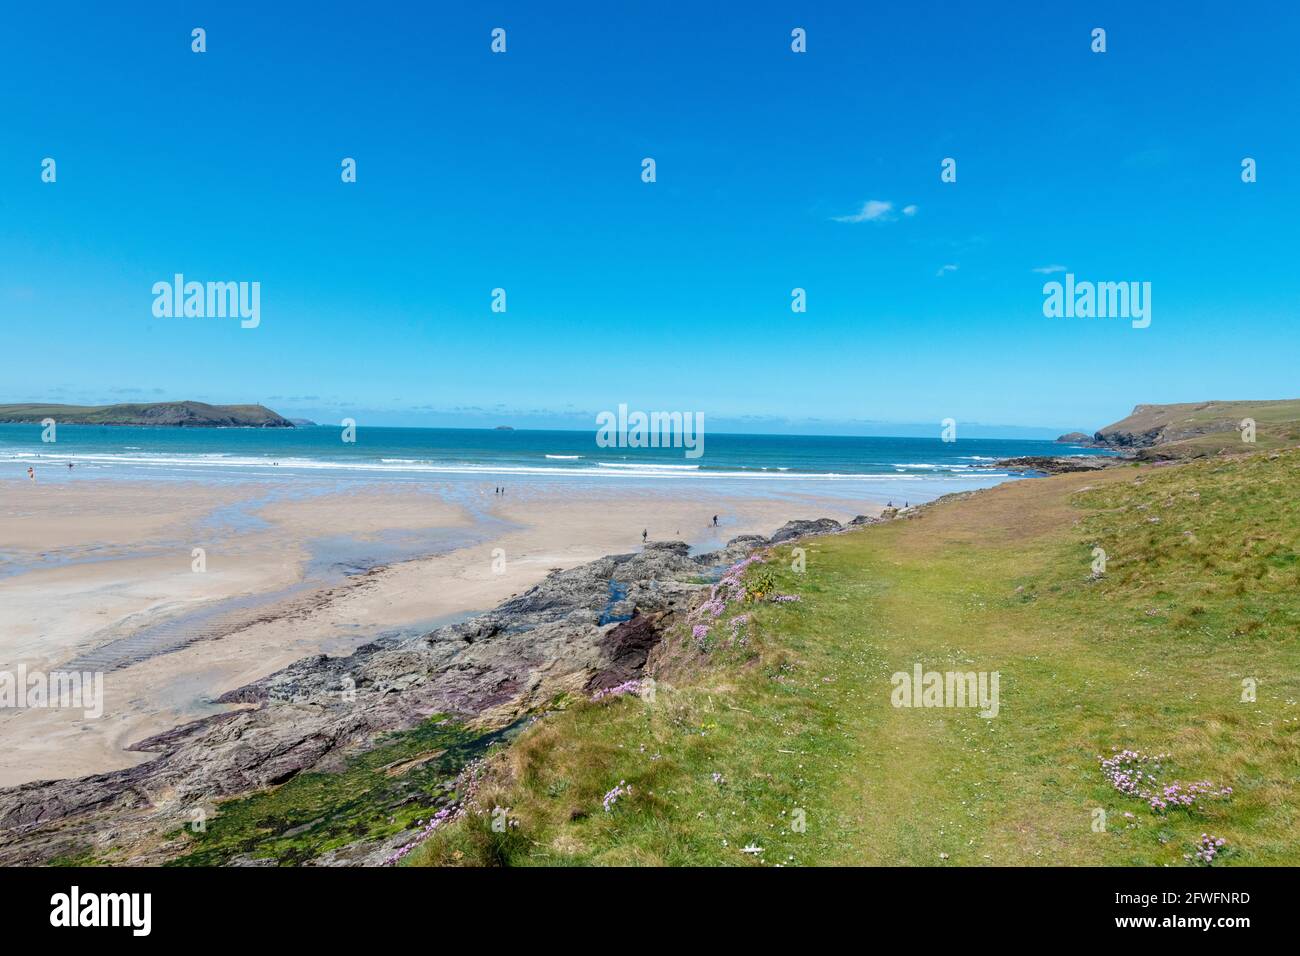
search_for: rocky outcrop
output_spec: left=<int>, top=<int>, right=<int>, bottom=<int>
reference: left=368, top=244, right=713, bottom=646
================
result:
left=989, top=455, right=1124, bottom=475
left=768, top=518, right=843, bottom=543
left=1055, top=432, right=1094, bottom=444
left=0, top=524, right=837, bottom=865
left=1093, top=403, right=1218, bottom=448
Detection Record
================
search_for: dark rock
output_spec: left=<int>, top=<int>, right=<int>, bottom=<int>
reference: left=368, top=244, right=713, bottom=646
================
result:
left=988, top=455, right=1122, bottom=475
left=585, top=612, right=665, bottom=692
left=768, top=518, right=842, bottom=544
left=642, top=540, right=690, bottom=557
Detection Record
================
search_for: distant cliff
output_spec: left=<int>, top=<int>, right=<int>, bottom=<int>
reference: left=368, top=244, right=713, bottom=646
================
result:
left=0, top=401, right=295, bottom=427
left=1091, top=400, right=1300, bottom=458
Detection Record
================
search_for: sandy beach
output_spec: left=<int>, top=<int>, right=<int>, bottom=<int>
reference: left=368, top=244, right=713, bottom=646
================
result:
left=0, top=476, right=874, bottom=786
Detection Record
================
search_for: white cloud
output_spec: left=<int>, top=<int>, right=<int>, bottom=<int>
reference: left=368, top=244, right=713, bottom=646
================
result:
left=902, top=204, right=918, bottom=216
left=832, top=200, right=894, bottom=223
left=1032, top=264, right=1067, bottom=274
left=936, top=264, right=959, bottom=277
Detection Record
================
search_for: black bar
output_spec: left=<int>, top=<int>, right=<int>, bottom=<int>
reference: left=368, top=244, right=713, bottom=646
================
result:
left=0, top=865, right=1280, bottom=940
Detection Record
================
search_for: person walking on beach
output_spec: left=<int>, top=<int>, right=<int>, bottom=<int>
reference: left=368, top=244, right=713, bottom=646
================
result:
left=712, top=514, right=719, bottom=527
left=642, top=529, right=648, bottom=544
left=27, top=467, right=35, bottom=483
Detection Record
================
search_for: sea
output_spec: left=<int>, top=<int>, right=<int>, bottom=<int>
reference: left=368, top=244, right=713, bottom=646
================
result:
left=0, top=424, right=1107, bottom=505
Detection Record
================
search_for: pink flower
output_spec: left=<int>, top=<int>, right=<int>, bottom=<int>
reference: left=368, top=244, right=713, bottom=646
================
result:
left=602, top=781, right=632, bottom=812
left=591, top=679, right=641, bottom=702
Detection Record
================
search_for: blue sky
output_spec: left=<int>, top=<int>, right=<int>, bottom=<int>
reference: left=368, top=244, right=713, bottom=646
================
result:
left=2, top=1, right=1297, bottom=436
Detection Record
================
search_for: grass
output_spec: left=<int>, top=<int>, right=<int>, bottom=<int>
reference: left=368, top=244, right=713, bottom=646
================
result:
left=406, top=449, right=1300, bottom=866
left=1149, top=427, right=1300, bottom=458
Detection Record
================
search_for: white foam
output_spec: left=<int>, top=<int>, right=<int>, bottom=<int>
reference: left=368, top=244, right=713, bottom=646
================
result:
left=597, top=461, right=700, bottom=471
left=5, top=450, right=1024, bottom=483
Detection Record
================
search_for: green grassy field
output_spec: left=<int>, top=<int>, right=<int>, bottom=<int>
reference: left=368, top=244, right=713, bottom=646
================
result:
left=408, top=449, right=1300, bottom=866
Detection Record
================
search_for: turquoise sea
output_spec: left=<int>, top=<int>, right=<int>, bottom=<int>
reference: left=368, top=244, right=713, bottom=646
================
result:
left=0, top=424, right=1107, bottom=504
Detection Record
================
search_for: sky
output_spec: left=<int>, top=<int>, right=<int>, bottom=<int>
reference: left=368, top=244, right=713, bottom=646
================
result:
left=1, top=1, right=1297, bottom=437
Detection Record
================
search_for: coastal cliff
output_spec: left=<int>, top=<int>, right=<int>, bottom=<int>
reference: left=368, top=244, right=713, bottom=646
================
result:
left=1089, top=399, right=1300, bottom=458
